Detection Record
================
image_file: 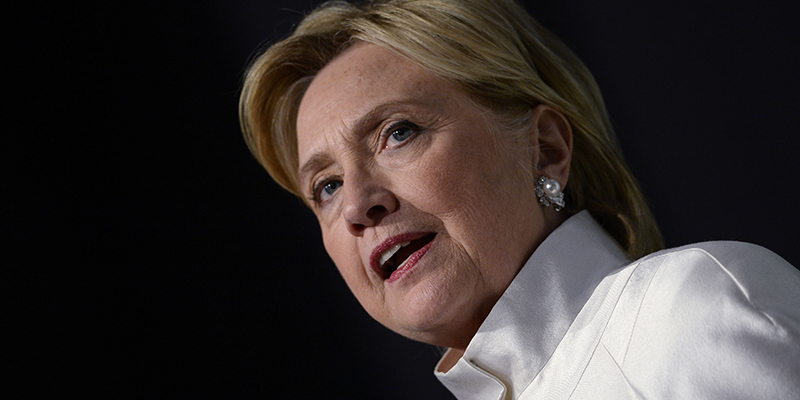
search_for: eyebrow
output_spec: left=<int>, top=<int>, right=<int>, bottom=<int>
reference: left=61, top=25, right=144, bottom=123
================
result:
left=298, top=153, right=333, bottom=186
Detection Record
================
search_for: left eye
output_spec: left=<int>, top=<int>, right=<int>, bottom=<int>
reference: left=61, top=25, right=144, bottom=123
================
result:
left=390, top=126, right=413, bottom=142
left=384, top=121, right=421, bottom=148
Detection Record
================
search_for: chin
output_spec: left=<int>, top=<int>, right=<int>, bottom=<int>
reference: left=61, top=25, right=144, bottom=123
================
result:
left=384, top=281, right=482, bottom=348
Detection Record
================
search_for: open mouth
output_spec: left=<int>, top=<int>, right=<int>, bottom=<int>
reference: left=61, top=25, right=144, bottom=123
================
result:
left=375, top=233, right=436, bottom=280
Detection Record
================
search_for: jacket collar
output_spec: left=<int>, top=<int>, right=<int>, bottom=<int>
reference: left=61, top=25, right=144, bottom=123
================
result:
left=435, top=211, right=629, bottom=399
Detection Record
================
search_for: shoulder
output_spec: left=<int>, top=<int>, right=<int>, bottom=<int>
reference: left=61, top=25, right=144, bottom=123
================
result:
left=653, top=241, right=796, bottom=275
left=622, top=241, right=800, bottom=328
left=604, top=242, right=800, bottom=398
left=628, top=241, right=800, bottom=317
left=641, top=240, right=793, bottom=270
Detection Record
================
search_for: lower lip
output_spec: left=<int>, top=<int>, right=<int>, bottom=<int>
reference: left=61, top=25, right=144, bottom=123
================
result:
left=386, top=238, right=434, bottom=284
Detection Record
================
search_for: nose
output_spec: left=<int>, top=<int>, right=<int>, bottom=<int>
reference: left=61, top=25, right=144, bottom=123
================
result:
left=342, top=172, right=398, bottom=236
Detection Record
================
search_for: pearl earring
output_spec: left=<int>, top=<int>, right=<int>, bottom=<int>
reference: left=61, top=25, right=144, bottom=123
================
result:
left=535, top=176, right=565, bottom=211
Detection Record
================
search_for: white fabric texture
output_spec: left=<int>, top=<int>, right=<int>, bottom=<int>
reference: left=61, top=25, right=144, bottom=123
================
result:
left=435, top=211, right=800, bottom=399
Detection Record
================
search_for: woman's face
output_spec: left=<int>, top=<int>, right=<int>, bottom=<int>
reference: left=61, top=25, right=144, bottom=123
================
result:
left=296, top=42, right=550, bottom=349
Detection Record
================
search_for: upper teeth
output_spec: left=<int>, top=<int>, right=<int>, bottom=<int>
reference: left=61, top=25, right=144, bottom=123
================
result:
left=379, top=241, right=411, bottom=267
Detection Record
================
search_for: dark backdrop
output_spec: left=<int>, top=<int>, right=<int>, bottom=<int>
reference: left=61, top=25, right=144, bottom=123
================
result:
left=9, top=1, right=799, bottom=398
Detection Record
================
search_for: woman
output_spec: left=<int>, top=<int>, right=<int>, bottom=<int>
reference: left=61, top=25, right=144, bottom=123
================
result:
left=239, top=0, right=800, bottom=398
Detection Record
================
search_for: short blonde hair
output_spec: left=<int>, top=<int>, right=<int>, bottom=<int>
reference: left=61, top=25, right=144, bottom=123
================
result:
left=239, top=0, right=663, bottom=258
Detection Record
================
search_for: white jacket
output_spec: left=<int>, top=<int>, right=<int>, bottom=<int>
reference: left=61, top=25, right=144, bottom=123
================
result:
left=435, top=211, right=800, bottom=399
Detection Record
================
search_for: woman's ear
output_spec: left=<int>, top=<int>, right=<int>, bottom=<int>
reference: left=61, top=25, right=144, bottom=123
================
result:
left=529, top=104, right=573, bottom=188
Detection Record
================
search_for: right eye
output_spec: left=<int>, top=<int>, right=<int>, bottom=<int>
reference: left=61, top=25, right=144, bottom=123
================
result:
left=314, top=179, right=343, bottom=204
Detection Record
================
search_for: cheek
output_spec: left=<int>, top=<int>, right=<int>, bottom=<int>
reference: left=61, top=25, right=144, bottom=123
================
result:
left=321, top=225, right=390, bottom=324
left=404, top=131, right=539, bottom=272
left=322, top=227, right=356, bottom=277
left=321, top=226, right=374, bottom=294
left=408, top=137, right=505, bottom=218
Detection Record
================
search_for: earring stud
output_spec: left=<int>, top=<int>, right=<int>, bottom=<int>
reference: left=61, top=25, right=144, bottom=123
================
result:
left=535, top=176, right=565, bottom=211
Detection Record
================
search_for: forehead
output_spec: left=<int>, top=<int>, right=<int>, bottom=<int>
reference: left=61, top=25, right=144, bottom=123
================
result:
left=295, top=42, right=448, bottom=165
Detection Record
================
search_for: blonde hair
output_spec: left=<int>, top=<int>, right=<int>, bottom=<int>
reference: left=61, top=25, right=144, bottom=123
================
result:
left=239, top=0, right=663, bottom=259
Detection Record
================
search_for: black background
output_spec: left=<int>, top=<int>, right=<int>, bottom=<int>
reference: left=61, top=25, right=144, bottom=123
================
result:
left=9, top=1, right=799, bottom=398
